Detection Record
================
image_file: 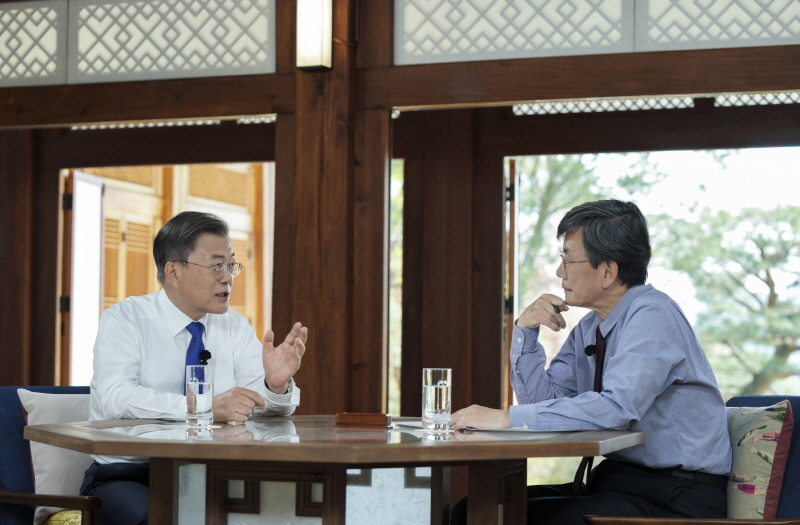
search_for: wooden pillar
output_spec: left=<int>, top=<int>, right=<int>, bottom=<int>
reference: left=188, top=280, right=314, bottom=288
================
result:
left=397, top=108, right=505, bottom=417
left=30, top=163, right=63, bottom=386
left=274, top=0, right=390, bottom=414
left=0, top=130, right=35, bottom=386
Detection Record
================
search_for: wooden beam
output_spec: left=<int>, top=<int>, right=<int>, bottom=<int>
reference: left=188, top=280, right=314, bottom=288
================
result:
left=34, top=124, right=276, bottom=170
left=0, top=74, right=294, bottom=130
left=359, top=45, right=800, bottom=110
left=475, top=103, right=800, bottom=155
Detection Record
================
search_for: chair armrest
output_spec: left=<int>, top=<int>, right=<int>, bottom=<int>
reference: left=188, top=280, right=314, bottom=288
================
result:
left=584, top=517, right=800, bottom=525
left=0, top=489, right=101, bottom=510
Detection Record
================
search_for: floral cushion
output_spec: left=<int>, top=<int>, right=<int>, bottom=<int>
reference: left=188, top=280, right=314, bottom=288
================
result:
left=43, top=510, right=83, bottom=525
left=726, top=399, right=794, bottom=519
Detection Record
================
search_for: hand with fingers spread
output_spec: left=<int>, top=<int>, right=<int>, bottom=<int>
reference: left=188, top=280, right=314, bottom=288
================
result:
left=450, top=405, right=510, bottom=431
left=517, top=293, right=569, bottom=332
left=263, top=321, right=308, bottom=394
left=213, top=387, right=265, bottom=424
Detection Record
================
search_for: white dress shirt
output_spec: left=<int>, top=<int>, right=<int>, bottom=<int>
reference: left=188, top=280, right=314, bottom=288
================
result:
left=89, top=289, right=300, bottom=464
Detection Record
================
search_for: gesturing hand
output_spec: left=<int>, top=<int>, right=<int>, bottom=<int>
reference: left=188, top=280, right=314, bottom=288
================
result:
left=263, top=321, right=308, bottom=394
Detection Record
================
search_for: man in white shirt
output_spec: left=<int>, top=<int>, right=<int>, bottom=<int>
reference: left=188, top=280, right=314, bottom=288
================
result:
left=79, top=211, right=308, bottom=525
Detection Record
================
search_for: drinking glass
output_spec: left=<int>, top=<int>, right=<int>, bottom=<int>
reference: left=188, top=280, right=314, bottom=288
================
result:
left=186, top=365, right=214, bottom=427
left=422, top=368, right=452, bottom=430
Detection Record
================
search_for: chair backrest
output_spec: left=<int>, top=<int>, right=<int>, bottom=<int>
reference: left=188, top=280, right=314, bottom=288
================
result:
left=0, top=385, right=90, bottom=525
left=726, top=395, right=800, bottom=518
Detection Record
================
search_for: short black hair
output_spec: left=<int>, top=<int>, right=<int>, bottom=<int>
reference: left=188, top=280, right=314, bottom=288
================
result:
left=153, top=211, right=229, bottom=284
left=557, top=199, right=650, bottom=287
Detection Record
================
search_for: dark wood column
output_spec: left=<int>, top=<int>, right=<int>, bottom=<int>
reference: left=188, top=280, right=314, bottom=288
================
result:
left=395, top=108, right=506, bottom=418
left=0, top=130, right=35, bottom=385
left=273, top=0, right=390, bottom=414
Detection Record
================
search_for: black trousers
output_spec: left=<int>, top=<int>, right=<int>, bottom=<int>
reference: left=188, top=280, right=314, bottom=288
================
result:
left=80, top=462, right=150, bottom=525
left=451, top=459, right=727, bottom=525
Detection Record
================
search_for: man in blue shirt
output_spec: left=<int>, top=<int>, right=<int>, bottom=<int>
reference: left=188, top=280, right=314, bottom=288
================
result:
left=450, top=199, right=731, bottom=525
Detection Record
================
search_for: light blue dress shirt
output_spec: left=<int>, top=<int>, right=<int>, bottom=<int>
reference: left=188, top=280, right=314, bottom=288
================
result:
left=509, top=284, right=732, bottom=475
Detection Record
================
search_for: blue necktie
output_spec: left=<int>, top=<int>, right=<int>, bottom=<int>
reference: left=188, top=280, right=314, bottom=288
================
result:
left=185, top=322, right=205, bottom=393
left=185, top=322, right=205, bottom=367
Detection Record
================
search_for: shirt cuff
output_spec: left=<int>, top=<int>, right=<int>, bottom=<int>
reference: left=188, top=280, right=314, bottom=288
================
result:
left=509, top=404, right=535, bottom=429
left=511, top=323, right=540, bottom=356
left=263, top=377, right=300, bottom=407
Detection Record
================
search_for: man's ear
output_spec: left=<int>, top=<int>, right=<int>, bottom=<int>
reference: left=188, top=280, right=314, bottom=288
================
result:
left=163, top=262, right=180, bottom=289
left=601, top=260, right=619, bottom=288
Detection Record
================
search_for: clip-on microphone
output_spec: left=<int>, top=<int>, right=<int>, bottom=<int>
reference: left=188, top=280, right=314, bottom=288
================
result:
left=584, top=345, right=596, bottom=357
left=199, top=350, right=212, bottom=365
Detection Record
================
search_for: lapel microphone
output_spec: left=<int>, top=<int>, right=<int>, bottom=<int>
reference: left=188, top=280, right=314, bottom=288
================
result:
left=199, top=350, right=212, bottom=365
left=584, top=345, right=597, bottom=357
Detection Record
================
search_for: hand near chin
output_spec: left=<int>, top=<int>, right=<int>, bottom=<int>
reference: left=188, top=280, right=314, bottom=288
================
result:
left=263, top=322, right=308, bottom=393
left=517, top=294, right=569, bottom=332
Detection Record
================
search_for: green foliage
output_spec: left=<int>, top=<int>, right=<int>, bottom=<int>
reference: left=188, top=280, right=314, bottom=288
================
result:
left=388, top=159, right=405, bottom=416
left=515, top=153, right=663, bottom=305
left=652, top=205, right=800, bottom=397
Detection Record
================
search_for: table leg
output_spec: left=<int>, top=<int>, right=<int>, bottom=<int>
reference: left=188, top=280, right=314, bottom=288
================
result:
left=431, top=466, right=450, bottom=525
left=467, top=459, right=527, bottom=525
left=149, top=458, right=178, bottom=525
left=320, top=466, right=347, bottom=525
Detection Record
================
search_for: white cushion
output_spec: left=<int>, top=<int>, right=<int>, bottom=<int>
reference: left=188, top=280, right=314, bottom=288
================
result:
left=17, top=389, right=93, bottom=525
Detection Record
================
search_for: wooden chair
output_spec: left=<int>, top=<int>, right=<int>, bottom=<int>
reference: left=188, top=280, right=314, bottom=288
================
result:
left=0, top=386, right=101, bottom=525
left=585, top=396, right=800, bottom=525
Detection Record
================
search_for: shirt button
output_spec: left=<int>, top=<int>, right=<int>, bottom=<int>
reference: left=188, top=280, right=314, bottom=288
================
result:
left=517, top=337, right=522, bottom=343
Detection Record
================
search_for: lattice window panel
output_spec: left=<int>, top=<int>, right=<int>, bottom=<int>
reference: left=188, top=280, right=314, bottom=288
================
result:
left=125, top=222, right=153, bottom=298
left=514, top=96, right=695, bottom=115
left=188, top=164, right=247, bottom=207
left=0, top=0, right=67, bottom=86
left=636, top=0, right=800, bottom=51
left=104, top=217, right=121, bottom=309
left=68, top=0, right=275, bottom=83
left=716, top=91, right=800, bottom=107
left=395, top=0, right=633, bottom=65
left=82, top=166, right=156, bottom=187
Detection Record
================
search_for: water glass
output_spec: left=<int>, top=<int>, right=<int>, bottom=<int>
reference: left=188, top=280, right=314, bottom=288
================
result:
left=186, top=365, right=214, bottom=426
left=422, top=368, right=452, bottom=430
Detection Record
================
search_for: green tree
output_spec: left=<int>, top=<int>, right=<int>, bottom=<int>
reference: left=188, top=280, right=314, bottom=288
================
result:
left=653, top=206, right=800, bottom=397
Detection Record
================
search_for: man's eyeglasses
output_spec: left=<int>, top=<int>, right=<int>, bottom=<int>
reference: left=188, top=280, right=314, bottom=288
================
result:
left=180, top=261, right=243, bottom=280
left=560, top=250, right=590, bottom=273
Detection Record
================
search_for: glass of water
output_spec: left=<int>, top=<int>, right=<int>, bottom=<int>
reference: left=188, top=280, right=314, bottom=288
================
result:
left=422, top=368, right=452, bottom=430
left=186, top=365, right=214, bottom=427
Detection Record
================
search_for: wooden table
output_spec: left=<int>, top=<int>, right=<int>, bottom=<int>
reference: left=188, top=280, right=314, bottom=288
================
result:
left=25, top=416, right=644, bottom=525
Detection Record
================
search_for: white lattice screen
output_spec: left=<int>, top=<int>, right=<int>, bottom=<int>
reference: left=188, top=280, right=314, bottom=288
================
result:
left=396, top=0, right=800, bottom=65
left=396, top=0, right=632, bottom=63
left=0, top=0, right=67, bottom=86
left=3, top=0, right=800, bottom=86
left=0, top=0, right=274, bottom=87
left=636, top=0, right=800, bottom=51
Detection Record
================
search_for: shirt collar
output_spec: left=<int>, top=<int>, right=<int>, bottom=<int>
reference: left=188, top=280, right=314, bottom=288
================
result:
left=157, top=289, right=209, bottom=337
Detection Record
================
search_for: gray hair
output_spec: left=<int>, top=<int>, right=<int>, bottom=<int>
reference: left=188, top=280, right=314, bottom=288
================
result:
left=153, top=211, right=229, bottom=284
left=557, top=199, right=650, bottom=287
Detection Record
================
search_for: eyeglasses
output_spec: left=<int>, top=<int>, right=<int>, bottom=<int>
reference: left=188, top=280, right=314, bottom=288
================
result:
left=560, top=250, right=590, bottom=273
left=180, top=261, right=243, bottom=280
